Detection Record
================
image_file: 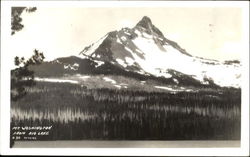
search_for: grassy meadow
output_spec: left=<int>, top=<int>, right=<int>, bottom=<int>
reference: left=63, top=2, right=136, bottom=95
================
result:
left=11, top=78, right=241, bottom=141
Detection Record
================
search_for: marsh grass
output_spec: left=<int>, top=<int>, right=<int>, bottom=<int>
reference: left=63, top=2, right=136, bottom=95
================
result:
left=11, top=82, right=241, bottom=141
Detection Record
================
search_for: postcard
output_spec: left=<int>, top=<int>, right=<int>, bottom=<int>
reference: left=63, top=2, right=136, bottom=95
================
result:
left=0, top=1, right=249, bottom=156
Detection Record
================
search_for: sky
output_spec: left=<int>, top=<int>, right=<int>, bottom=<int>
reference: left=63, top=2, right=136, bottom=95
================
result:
left=9, top=7, right=243, bottom=62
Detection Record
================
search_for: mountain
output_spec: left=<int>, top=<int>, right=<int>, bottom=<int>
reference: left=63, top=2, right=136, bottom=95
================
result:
left=29, top=16, right=241, bottom=89
left=78, top=16, right=241, bottom=88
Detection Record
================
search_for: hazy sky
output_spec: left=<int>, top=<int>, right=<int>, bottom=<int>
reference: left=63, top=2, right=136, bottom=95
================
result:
left=10, top=7, right=243, bottom=62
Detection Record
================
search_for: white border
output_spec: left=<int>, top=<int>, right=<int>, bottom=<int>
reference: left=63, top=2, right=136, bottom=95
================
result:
left=1, top=1, right=249, bottom=156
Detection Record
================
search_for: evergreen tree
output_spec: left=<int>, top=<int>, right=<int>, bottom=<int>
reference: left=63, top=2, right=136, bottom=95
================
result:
left=11, top=7, right=37, bottom=35
left=11, top=49, right=45, bottom=101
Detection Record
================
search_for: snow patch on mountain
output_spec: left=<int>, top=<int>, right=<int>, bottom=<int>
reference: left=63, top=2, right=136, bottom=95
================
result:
left=74, top=74, right=91, bottom=80
left=114, top=85, right=122, bottom=89
left=94, top=60, right=105, bottom=67
left=125, top=57, right=134, bottom=65
left=114, top=83, right=128, bottom=89
left=124, top=47, right=134, bottom=54
left=121, top=36, right=127, bottom=41
left=124, top=32, right=131, bottom=36
left=35, top=77, right=79, bottom=84
left=155, top=86, right=180, bottom=92
left=103, top=77, right=116, bottom=84
left=155, top=86, right=196, bottom=93
left=173, top=78, right=179, bottom=84
left=116, top=58, right=127, bottom=67
left=63, top=63, right=79, bottom=71
left=117, top=38, right=123, bottom=44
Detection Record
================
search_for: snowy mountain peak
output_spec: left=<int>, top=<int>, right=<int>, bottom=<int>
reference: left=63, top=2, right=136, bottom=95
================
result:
left=79, top=16, right=241, bottom=88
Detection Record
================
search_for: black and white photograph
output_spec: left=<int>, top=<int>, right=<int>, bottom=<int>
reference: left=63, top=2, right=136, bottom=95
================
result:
left=0, top=1, right=249, bottom=156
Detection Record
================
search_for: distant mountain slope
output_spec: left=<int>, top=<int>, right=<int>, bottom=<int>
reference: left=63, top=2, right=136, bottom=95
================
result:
left=30, top=56, right=217, bottom=88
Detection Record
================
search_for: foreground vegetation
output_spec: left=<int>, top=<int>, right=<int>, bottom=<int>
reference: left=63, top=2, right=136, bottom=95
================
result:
left=11, top=81, right=241, bottom=141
